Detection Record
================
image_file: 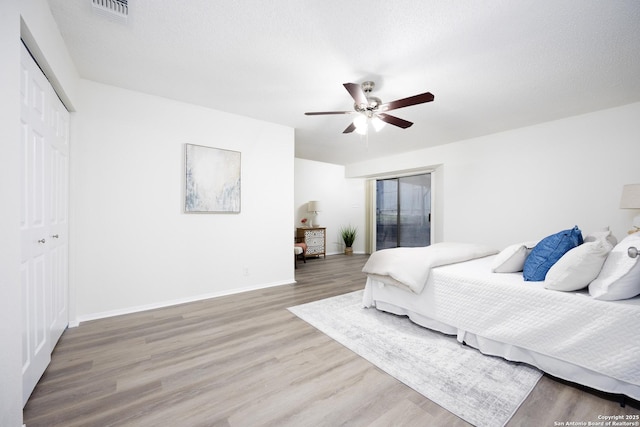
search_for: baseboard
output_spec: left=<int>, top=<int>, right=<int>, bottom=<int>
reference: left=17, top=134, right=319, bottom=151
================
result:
left=71, top=279, right=295, bottom=326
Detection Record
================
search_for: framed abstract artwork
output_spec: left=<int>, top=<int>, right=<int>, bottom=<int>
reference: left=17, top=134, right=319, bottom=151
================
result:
left=184, top=144, right=241, bottom=213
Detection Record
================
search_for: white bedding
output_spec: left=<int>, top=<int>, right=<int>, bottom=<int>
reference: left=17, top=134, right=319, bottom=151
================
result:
left=363, top=255, right=640, bottom=400
left=361, top=242, right=498, bottom=293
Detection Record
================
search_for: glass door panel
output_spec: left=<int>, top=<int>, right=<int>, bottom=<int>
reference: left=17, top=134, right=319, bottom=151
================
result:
left=376, top=179, right=398, bottom=250
left=376, top=173, right=431, bottom=250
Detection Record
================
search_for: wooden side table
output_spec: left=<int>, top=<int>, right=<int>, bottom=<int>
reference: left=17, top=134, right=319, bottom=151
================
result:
left=296, top=227, right=326, bottom=258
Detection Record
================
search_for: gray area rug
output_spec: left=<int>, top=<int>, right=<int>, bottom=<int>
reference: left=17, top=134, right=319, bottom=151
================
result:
left=288, top=290, right=542, bottom=427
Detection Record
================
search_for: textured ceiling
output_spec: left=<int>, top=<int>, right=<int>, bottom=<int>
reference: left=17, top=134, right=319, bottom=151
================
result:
left=47, top=0, right=640, bottom=165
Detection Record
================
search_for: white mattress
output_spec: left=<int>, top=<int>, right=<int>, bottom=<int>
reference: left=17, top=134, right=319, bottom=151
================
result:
left=363, top=255, right=640, bottom=400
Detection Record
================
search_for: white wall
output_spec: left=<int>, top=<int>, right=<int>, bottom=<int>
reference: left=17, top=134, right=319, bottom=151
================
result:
left=347, top=102, right=640, bottom=249
left=0, top=3, right=23, bottom=425
left=294, top=158, right=366, bottom=254
left=71, top=80, right=295, bottom=321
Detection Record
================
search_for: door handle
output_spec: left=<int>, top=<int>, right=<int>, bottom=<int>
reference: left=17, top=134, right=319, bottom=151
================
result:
left=52, top=234, right=59, bottom=239
left=38, top=238, right=46, bottom=244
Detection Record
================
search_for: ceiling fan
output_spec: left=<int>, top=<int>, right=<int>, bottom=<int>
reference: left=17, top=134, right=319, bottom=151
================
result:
left=305, top=81, right=434, bottom=134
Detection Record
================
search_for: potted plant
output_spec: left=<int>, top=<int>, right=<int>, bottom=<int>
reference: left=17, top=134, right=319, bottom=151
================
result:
left=340, top=225, right=357, bottom=255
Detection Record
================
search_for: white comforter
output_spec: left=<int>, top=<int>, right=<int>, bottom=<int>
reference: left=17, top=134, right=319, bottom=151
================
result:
left=361, top=242, right=498, bottom=293
left=363, top=256, right=640, bottom=399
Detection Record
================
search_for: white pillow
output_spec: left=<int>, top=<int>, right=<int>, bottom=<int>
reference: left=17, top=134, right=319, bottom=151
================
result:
left=583, top=227, right=618, bottom=247
left=491, top=241, right=536, bottom=273
left=544, top=240, right=612, bottom=291
left=589, top=233, right=640, bottom=300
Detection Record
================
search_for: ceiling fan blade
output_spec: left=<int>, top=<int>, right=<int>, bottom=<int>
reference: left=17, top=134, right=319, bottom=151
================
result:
left=343, top=122, right=356, bottom=133
left=380, top=92, right=434, bottom=112
left=305, top=111, right=352, bottom=115
left=377, top=113, right=413, bottom=129
left=343, top=82, right=368, bottom=107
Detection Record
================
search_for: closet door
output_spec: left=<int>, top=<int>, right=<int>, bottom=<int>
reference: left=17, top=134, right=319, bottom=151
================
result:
left=48, top=83, right=70, bottom=348
left=20, top=43, right=70, bottom=406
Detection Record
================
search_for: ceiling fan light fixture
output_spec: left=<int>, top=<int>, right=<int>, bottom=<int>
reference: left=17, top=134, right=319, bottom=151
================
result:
left=354, top=114, right=368, bottom=135
left=371, top=116, right=386, bottom=132
left=355, top=125, right=368, bottom=135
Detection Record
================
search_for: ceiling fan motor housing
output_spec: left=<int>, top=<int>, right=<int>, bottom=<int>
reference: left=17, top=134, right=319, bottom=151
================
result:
left=355, top=81, right=381, bottom=116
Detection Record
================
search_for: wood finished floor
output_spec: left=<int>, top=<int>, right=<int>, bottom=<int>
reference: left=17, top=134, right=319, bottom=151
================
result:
left=24, top=254, right=639, bottom=427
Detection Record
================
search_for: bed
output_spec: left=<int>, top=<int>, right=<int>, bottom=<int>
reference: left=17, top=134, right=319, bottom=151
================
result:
left=361, top=231, right=640, bottom=401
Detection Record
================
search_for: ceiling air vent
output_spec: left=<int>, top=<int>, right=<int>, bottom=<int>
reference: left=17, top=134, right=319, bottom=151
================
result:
left=92, top=0, right=128, bottom=23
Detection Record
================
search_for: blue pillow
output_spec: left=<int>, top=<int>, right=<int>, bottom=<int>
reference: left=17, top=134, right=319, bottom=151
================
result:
left=523, top=226, right=583, bottom=281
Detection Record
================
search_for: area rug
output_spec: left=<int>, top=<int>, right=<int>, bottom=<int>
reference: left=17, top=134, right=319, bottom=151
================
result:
left=288, top=290, right=542, bottom=427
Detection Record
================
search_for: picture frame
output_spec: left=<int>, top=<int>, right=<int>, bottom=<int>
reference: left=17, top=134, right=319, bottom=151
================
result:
left=184, top=143, right=241, bottom=213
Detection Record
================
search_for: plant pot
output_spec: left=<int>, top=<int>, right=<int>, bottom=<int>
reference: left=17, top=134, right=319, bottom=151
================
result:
left=344, top=247, right=353, bottom=255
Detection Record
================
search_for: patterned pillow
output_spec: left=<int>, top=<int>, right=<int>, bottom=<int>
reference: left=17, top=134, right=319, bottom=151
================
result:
left=523, top=226, right=583, bottom=282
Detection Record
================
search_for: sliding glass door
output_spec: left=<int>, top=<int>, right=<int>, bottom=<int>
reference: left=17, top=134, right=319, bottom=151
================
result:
left=376, top=173, right=431, bottom=250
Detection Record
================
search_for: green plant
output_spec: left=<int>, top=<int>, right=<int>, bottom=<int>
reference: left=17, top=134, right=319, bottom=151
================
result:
left=340, top=225, right=357, bottom=248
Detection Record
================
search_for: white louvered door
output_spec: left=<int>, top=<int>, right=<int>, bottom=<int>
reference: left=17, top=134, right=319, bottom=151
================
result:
left=20, top=43, right=70, bottom=406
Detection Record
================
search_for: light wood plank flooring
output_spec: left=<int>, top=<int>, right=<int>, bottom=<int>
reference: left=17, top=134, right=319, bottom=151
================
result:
left=24, top=254, right=639, bottom=426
